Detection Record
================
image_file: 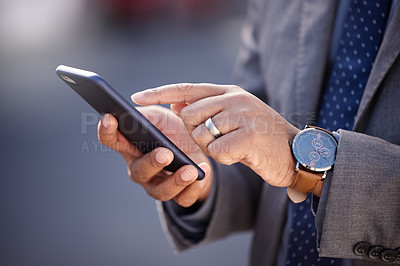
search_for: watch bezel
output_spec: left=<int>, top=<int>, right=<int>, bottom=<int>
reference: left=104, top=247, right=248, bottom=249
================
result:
left=292, top=128, right=338, bottom=172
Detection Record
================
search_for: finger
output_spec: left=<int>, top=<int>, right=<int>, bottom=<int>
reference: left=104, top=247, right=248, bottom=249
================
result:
left=148, top=162, right=211, bottom=203
left=98, top=114, right=141, bottom=160
left=131, top=83, right=234, bottom=105
left=191, top=110, right=240, bottom=152
left=206, top=129, right=248, bottom=165
left=137, top=105, right=190, bottom=141
left=178, top=94, right=227, bottom=133
left=128, top=147, right=174, bottom=184
left=135, top=106, right=164, bottom=128
left=136, top=105, right=179, bottom=133
left=170, top=103, right=188, bottom=116
left=174, top=162, right=212, bottom=207
left=190, top=123, right=215, bottom=153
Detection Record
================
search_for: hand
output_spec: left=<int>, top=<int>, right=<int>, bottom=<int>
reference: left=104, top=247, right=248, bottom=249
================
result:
left=97, top=105, right=213, bottom=207
left=131, top=83, right=300, bottom=187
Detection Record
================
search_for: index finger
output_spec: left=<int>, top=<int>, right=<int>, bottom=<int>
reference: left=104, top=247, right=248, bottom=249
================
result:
left=130, top=83, right=231, bottom=105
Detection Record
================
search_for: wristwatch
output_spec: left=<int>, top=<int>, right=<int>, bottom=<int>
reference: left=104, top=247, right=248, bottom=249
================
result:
left=287, top=125, right=338, bottom=203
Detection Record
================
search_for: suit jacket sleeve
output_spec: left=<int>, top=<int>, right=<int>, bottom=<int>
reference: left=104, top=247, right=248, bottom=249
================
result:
left=158, top=162, right=263, bottom=252
left=315, top=129, right=400, bottom=261
left=156, top=0, right=267, bottom=252
left=233, top=0, right=268, bottom=103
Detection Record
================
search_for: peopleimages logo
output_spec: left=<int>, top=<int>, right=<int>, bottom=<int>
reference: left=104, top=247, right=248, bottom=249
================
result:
left=79, top=110, right=318, bottom=153
left=80, top=112, right=189, bottom=136
left=81, top=112, right=99, bottom=135
left=81, top=111, right=317, bottom=136
left=80, top=140, right=165, bottom=153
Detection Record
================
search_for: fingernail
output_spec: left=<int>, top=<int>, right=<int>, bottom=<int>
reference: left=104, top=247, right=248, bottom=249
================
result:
left=181, top=168, right=197, bottom=182
left=155, top=150, right=169, bottom=164
left=102, top=114, right=110, bottom=128
left=199, top=162, right=210, bottom=176
left=131, top=92, right=145, bottom=103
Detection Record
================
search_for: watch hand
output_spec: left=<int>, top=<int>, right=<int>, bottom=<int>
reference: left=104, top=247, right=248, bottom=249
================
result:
left=321, top=151, right=330, bottom=160
left=315, top=148, right=329, bottom=161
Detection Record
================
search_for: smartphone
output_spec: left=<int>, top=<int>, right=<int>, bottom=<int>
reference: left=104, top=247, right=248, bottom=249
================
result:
left=56, top=65, right=205, bottom=180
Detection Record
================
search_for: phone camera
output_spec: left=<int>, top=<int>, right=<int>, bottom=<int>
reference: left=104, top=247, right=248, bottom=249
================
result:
left=61, top=75, right=77, bottom=85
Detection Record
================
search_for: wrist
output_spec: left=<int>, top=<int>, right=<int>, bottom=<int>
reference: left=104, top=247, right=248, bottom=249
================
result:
left=287, top=126, right=301, bottom=187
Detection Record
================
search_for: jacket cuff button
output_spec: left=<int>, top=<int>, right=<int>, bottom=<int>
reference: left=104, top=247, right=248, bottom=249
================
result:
left=381, top=249, right=398, bottom=263
left=368, top=246, right=383, bottom=260
left=354, top=242, right=370, bottom=256
left=395, top=247, right=400, bottom=257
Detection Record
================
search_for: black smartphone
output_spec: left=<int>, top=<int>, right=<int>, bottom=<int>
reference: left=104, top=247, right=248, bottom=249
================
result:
left=56, top=65, right=205, bottom=180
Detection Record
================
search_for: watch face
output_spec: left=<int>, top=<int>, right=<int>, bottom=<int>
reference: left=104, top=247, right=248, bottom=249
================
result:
left=292, top=128, right=338, bottom=171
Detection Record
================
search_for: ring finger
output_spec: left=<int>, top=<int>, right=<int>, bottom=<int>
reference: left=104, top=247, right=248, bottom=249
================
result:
left=191, top=110, right=240, bottom=152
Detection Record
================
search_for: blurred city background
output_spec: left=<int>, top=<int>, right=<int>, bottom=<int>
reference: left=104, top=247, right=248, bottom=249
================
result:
left=0, top=0, right=252, bottom=265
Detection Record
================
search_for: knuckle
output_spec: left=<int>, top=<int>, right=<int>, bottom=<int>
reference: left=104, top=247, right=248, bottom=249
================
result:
left=127, top=160, right=141, bottom=183
left=207, top=141, right=224, bottom=155
left=212, top=151, right=224, bottom=162
left=150, top=150, right=162, bottom=167
left=214, top=114, right=229, bottom=130
left=98, top=132, right=115, bottom=147
left=231, top=85, right=243, bottom=92
left=208, top=144, right=233, bottom=164
left=223, top=92, right=245, bottom=106
left=180, top=107, right=198, bottom=127
left=147, top=88, right=162, bottom=104
left=148, top=186, right=169, bottom=202
left=148, top=188, right=161, bottom=200
left=191, top=125, right=203, bottom=142
left=207, top=143, right=217, bottom=156
left=99, top=138, right=112, bottom=147
left=179, top=105, right=191, bottom=120
left=216, top=156, right=233, bottom=165
left=173, top=175, right=187, bottom=188
left=175, top=195, right=196, bottom=208
left=147, top=151, right=161, bottom=168
left=234, top=92, right=249, bottom=102
left=176, top=83, right=192, bottom=94
left=223, top=159, right=235, bottom=165
left=150, top=188, right=162, bottom=200
left=130, top=159, right=149, bottom=183
left=175, top=83, right=194, bottom=102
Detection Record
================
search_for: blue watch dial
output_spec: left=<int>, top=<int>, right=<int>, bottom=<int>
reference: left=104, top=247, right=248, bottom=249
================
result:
left=292, top=128, right=338, bottom=171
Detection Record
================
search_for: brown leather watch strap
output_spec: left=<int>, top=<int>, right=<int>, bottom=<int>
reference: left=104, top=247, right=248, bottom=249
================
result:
left=291, top=169, right=324, bottom=197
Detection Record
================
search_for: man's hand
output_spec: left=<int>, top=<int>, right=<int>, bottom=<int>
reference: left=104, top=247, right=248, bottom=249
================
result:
left=97, top=105, right=213, bottom=207
left=131, top=83, right=300, bottom=188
